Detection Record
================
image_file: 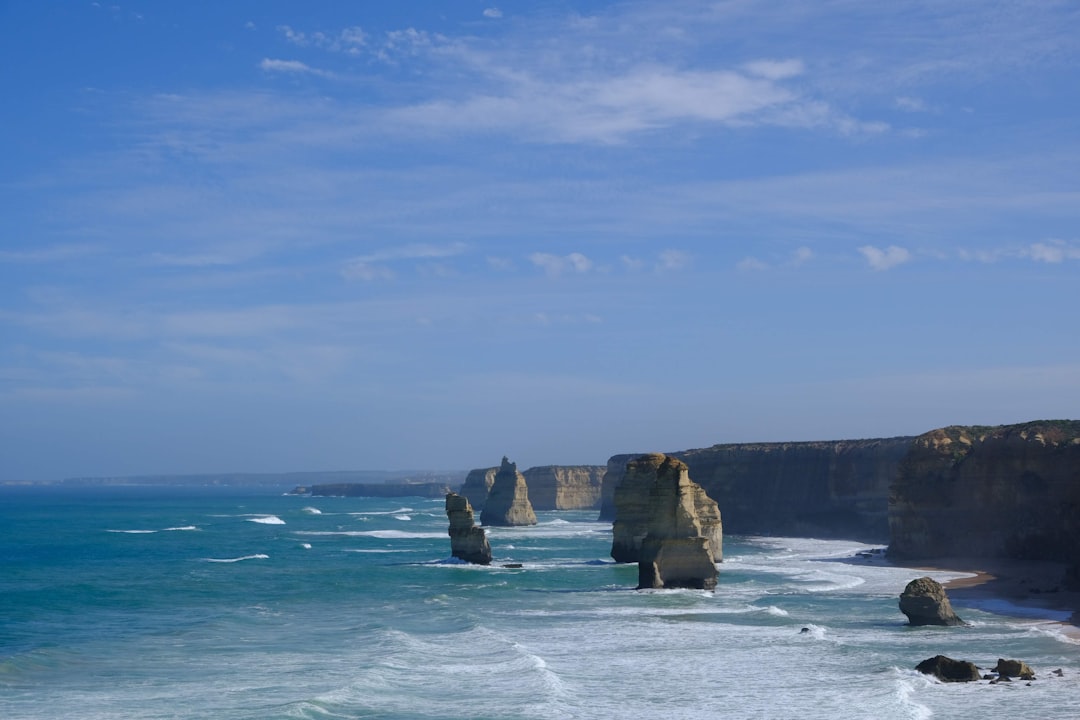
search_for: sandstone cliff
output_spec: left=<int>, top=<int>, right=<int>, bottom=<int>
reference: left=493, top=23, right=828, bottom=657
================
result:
left=445, top=492, right=492, bottom=565
left=479, top=457, right=538, bottom=527
left=613, top=453, right=722, bottom=565
left=888, top=421, right=1080, bottom=569
left=627, top=454, right=721, bottom=589
left=522, top=465, right=606, bottom=510
left=601, top=439, right=911, bottom=541
left=460, top=467, right=498, bottom=510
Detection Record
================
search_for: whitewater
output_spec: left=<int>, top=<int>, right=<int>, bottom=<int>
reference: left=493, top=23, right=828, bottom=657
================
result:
left=2, top=486, right=1078, bottom=719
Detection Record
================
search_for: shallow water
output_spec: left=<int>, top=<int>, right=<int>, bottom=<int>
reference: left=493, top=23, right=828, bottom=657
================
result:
left=2, top=486, right=1078, bottom=719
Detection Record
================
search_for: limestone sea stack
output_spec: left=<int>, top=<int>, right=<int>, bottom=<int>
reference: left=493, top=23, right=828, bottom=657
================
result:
left=460, top=466, right=498, bottom=510
left=445, top=492, right=492, bottom=565
left=612, top=454, right=723, bottom=565
left=479, top=457, right=538, bottom=527
left=898, top=576, right=966, bottom=626
left=621, top=454, right=722, bottom=590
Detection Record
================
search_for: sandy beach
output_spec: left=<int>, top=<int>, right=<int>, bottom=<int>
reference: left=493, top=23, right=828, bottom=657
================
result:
left=899, top=556, right=1080, bottom=633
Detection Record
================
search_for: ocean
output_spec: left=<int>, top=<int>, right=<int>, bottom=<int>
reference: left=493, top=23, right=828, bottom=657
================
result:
left=2, top=486, right=1078, bottom=719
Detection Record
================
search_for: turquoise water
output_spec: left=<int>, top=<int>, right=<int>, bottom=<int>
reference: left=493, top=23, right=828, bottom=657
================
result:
left=2, top=486, right=1078, bottom=719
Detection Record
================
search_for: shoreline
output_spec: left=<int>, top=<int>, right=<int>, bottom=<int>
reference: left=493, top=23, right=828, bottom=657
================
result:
left=895, top=556, right=1080, bottom=632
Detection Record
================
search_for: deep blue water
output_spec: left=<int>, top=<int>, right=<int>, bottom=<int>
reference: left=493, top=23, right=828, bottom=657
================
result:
left=2, top=486, right=1078, bottom=719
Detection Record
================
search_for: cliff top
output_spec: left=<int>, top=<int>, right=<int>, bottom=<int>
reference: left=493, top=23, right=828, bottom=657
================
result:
left=920, top=420, right=1080, bottom=448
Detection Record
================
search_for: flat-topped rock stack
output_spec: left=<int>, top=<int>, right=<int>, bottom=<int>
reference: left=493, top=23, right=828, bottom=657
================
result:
left=445, top=492, right=492, bottom=565
left=479, top=457, right=538, bottom=527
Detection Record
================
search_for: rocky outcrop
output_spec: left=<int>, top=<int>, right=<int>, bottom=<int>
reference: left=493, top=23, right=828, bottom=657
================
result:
left=613, top=454, right=721, bottom=589
left=915, top=655, right=981, bottom=682
left=899, top=577, right=965, bottom=626
left=445, top=493, right=492, bottom=565
left=522, top=465, right=606, bottom=510
left=480, top=457, right=538, bottom=527
left=888, top=421, right=1080, bottom=571
left=993, top=659, right=1035, bottom=680
left=460, top=467, right=498, bottom=510
left=601, top=439, right=912, bottom=540
left=307, top=482, right=453, bottom=498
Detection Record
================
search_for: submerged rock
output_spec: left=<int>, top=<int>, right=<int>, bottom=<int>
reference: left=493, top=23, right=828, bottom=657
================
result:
left=629, top=454, right=722, bottom=590
left=479, top=457, right=537, bottom=527
left=445, top=492, right=492, bottom=565
left=899, top=576, right=966, bottom=626
left=915, top=655, right=981, bottom=682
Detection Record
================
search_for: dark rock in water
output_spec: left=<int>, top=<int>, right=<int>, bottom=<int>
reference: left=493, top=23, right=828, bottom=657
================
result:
left=899, top=577, right=966, bottom=626
left=445, top=492, right=492, bottom=565
left=628, top=454, right=721, bottom=590
left=800, top=627, right=810, bottom=634
left=915, top=655, right=981, bottom=682
left=1053, top=668, right=1064, bottom=677
left=480, top=457, right=538, bottom=527
left=993, top=658, right=1036, bottom=680
left=502, top=563, right=523, bottom=569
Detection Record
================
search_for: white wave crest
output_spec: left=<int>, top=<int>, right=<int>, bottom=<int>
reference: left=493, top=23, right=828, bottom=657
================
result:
left=300, top=543, right=312, bottom=550
left=294, top=529, right=445, bottom=539
left=203, top=554, right=270, bottom=563
left=247, top=516, right=285, bottom=525
left=107, top=529, right=157, bottom=534
left=164, top=525, right=198, bottom=531
left=301, top=507, right=322, bottom=515
left=394, top=515, right=412, bottom=521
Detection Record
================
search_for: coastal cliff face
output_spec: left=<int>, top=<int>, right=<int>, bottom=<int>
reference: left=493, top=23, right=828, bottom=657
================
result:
left=601, top=440, right=911, bottom=540
left=888, top=421, right=1080, bottom=566
left=522, top=465, right=606, bottom=511
left=628, top=454, right=721, bottom=589
left=460, top=467, right=498, bottom=510
left=479, top=457, right=538, bottom=527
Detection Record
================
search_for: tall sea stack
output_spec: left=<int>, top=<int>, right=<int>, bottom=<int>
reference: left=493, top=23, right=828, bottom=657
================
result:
left=479, top=457, right=538, bottom=527
left=636, top=454, right=721, bottom=589
left=445, top=492, right=492, bottom=565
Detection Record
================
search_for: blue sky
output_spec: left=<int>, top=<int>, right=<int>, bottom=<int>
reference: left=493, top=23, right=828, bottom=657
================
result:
left=2, top=1, right=1078, bottom=481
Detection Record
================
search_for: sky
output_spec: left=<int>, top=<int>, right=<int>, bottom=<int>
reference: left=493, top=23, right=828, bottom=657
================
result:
left=1, top=0, right=1078, bottom=481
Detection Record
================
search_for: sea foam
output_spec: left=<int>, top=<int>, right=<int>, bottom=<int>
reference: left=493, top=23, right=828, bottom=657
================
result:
left=247, top=516, right=286, bottom=525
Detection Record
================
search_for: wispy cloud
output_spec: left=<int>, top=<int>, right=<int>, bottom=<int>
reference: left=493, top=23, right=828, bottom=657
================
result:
left=0, top=244, right=101, bottom=263
left=529, top=252, right=593, bottom=276
left=258, top=58, right=333, bottom=78
left=483, top=8, right=503, bottom=19
left=278, top=25, right=367, bottom=54
left=1025, top=240, right=1080, bottom=263
left=858, top=245, right=911, bottom=271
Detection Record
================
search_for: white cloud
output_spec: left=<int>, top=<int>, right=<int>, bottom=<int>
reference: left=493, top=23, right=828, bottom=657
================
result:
left=656, top=249, right=689, bottom=271
left=277, top=25, right=367, bottom=54
left=529, top=252, right=593, bottom=276
left=483, top=8, right=503, bottom=19
left=341, top=261, right=396, bottom=282
left=1025, top=240, right=1080, bottom=263
left=487, top=256, right=515, bottom=271
left=858, top=245, right=911, bottom=271
left=258, top=58, right=333, bottom=78
left=350, top=242, right=468, bottom=264
left=743, top=59, right=804, bottom=80
left=244, top=21, right=256, bottom=31
left=790, top=246, right=814, bottom=266
left=621, top=255, right=646, bottom=272
left=737, top=257, right=769, bottom=272
left=895, top=96, right=928, bottom=112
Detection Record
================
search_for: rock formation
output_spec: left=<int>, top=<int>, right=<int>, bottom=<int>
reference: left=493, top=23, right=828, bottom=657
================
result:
left=479, top=457, right=538, bottom=527
left=600, top=438, right=912, bottom=541
left=460, top=466, right=498, bottom=510
left=887, top=421, right=1080, bottom=579
left=915, top=655, right=981, bottom=682
left=993, top=659, right=1035, bottom=680
left=445, top=493, right=492, bottom=565
left=614, top=454, right=721, bottom=590
left=522, top=465, right=606, bottom=510
left=898, top=576, right=966, bottom=626
left=612, top=454, right=723, bottom=565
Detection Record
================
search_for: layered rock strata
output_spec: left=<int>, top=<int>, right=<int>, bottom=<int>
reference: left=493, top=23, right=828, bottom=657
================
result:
left=459, top=467, right=498, bottom=510
left=600, top=439, right=912, bottom=541
left=898, top=577, right=965, bottom=626
left=445, top=493, right=492, bottom=565
left=612, top=454, right=721, bottom=589
left=522, top=465, right=606, bottom=510
left=613, top=454, right=723, bottom=564
left=888, top=421, right=1080, bottom=574
left=479, top=457, right=538, bottom=527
